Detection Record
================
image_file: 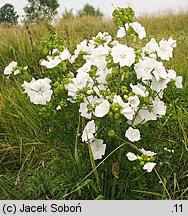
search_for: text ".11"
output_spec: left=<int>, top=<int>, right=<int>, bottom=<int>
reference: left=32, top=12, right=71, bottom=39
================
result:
left=172, top=204, right=183, bottom=213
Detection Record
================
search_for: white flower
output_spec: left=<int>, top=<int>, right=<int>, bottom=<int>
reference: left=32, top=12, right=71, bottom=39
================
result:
left=113, top=95, right=127, bottom=108
left=111, top=44, right=136, bottom=67
left=51, top=48, right=58, bottom=55
left=152, top=98, right=167, bottom=117
left=117, top=27, right=126, bottom=38
left=88, top=45, right=110, bottom=62
left=41, top=56, right=61, bottom=68
left=60, top=48, right=71, bottom=61
left=122, top=106, right=135, bottom=120
left=77, top=61, right=92, bottom=73
left=65, top=72, right=93, bottom=98
left=130, top=83, right=148, bottom=97
left=174, top=76, right=183, bottom=89
left=13, top=69, right=20, bottom=75
left=152, top=61, right=167, bottom=81
left=90, top=139, right=106, bottom=160
left=168, top=37, right=176, bottom=48
left=111, top=40, right=119, bottom=46
left=167, top=69, right=177, bottom=80
left=125, top=127, right=141, bottom=142
left=117, top=22, right=146, bottom=40
left=4, top=61, right=17, bottom=75
left=130, top=22, right=146, bottom=40
left=96, top=68, right=112, bottom=84
left=140, top=148, right=157, bottom=157
left=126, top=152, right=138, bottom=161
left=79, top=96, right=98, bottom=119
left=134, top=98, right=166, bottom=124
left=82, top=120, right=96, bottom=142
left=90, top=32, right=112, bottom=45
left=93, top=84, right=107, bottom=97
left=92, top=57, right=107, bottom=71
left=157, top=39, right=173, bottom=61
left=138, top=109, right=157, bottom=122
left=134, top=58, right=153, bottom=81
left=56, top=105, right=62, bottom=110
left=167, top=70, right=183, bottom=89
left=143, top=162, right=156, bottom=173
left=142, top=38, right=159, bottom=58
left=22, top=78, right=36, bottom=93
left=72, top=39, right=94, bottom=62
left=94, top=99, right=110, bottom=118
left=151, top=76, right=170, bottom=93
left=128, top=95, right=140, bottom=108
left=22, top=78, right=53, bottom=105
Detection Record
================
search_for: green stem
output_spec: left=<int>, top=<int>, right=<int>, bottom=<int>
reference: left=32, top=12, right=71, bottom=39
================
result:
left=154, top=168, right=172, bottom=200
left=123, top=22, right=129, bottom=46
left=62, top=142, right=127, bottom=198
left=114, top=134, right=143, bottom=154
left=88, top=142, right=100, bottom=187
left=115, top=135, right=172, bottom=199
left=74, top=114, right=82, bottom=174
left=111, top=144, right=122, bottom=199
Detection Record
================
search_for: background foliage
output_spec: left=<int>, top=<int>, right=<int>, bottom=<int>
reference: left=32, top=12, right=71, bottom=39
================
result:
left=0, top=3, right=19, bottom=25
left=24, top=0, right=59, bottom=21
left=0, top=10, right=188, bottom=200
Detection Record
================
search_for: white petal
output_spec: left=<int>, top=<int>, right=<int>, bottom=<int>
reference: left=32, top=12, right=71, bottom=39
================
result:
left=13, top=70, right=20, bottom=75
left=4, top=61, right=17, bottom=75
left=117, top=27, right=126, bottom=38
left=94, top=100, right=110, bottom=118
left=126, top=152, right=138, bottom=161
left=125, top=127, right=141, bottom=142
left=140, top=148, right=157, bottom=157
left=82, top=120, right=96, bottom=142
left=90, top=139, right=106, bottom=160
left=175, top=76, right=183, bottom=89
left=33, top=95, right=46, bottom=105
left=121, top=107, right=135, bottom=120
left=143, top=162, right=156, bottom=172
left=42, top=90, right=53, bottom=102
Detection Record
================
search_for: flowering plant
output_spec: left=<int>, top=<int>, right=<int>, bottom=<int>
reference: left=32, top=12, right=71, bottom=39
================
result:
left=3, top=6, right=182, bottom=176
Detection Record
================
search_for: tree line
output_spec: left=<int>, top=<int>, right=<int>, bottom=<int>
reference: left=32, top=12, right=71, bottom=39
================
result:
left=0, top=0, right=103, bottom=25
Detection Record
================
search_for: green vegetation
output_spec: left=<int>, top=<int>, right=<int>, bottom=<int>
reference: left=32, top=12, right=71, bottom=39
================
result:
left=77, top=3, right=103, bottom=18
left=61, top=8, right=74, bottom=20
left=0, top=3, right=19, bottom=25
left=0, top=11, right=188, bottom=200
left=24, top=0, right=59, bottom=21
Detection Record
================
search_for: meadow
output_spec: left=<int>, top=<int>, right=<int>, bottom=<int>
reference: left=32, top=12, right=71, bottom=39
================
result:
left=0, top=11, right=188, bottom=200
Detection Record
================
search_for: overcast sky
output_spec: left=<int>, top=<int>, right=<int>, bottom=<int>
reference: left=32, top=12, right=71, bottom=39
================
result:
left=0, top=0, right=188, bottom=18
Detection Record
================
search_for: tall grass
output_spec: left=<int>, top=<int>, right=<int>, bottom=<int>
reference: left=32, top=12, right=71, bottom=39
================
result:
left=0, top=11, right=188, bottom=200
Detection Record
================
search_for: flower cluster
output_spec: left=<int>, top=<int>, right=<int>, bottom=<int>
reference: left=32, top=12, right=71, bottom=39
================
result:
left=3, top=61, right=28, bottom=76
left=3, top=6, right=183, bottom=173
left=126, top=148, right=157, bottom=172
left=40, top=47, right=71, bottom=68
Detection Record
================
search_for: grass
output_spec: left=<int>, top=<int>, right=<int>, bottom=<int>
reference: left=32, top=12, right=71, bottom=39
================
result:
left=0, top=11, right=188, bottom=200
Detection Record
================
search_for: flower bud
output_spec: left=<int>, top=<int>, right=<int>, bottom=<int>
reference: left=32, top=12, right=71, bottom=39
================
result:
left=67, top=73, right=74, bottom=78
left=143, top=97, right=150, bottom=103
left=108, top=129, right=116, bottom=137
left=115, top=112, right=120, bottom=119
left=121, top=86, right=128, bottom=94
left=106, top=74, right=112, bottom=81
left=140, top=161, right=145, bottom=165
left=112, top=68, right=119, bottom=75
left=108, top=111, right=113, bottom=118
left=59, top=100, right=65, bottom=107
